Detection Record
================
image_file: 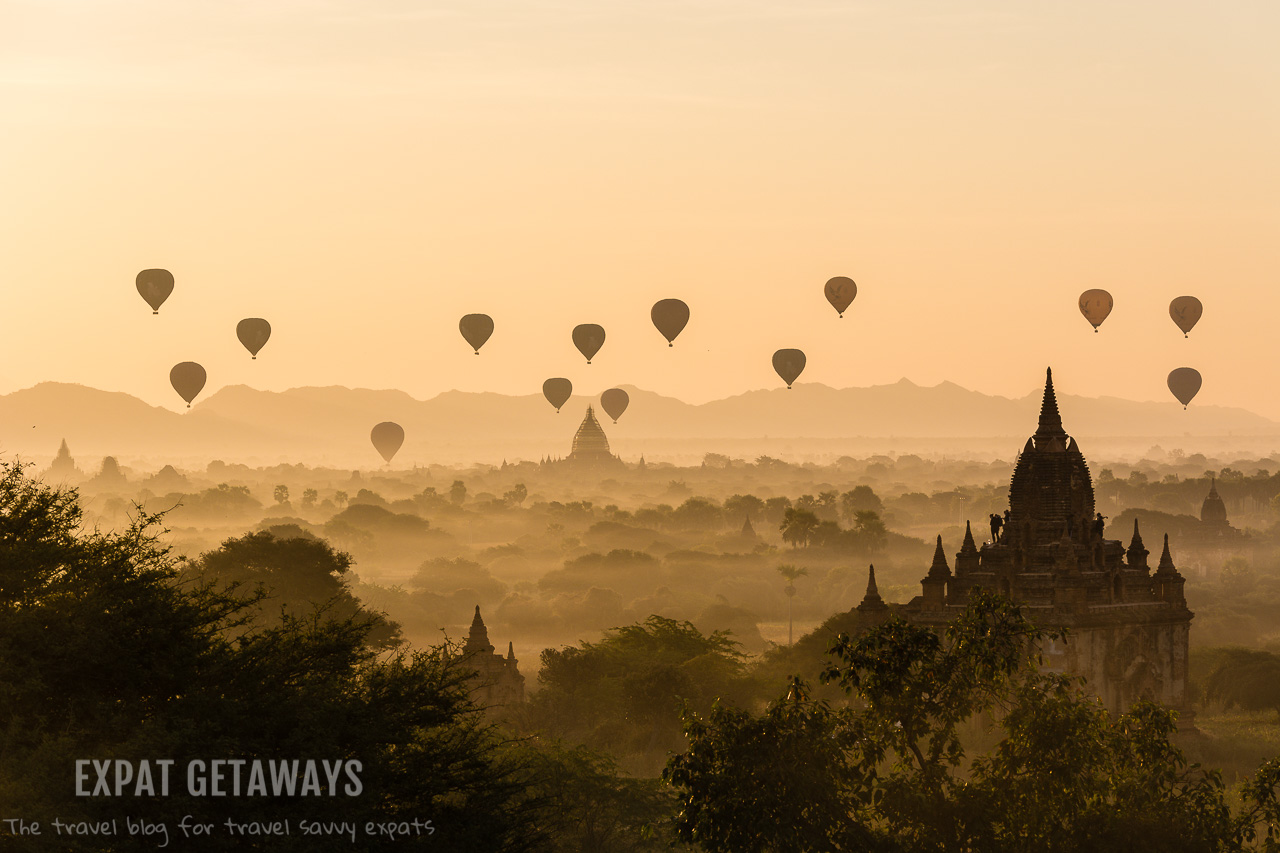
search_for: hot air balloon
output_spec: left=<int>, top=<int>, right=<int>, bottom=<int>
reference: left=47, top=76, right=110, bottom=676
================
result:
left=572, top=324, right=606, bottom=364
left=824, top=276, right=857, bottom=318
left=1169, top=296, right=1202, bottom=338
left=772, top=349, right=806, bottom=389
left=137, top=269, right=174, bottom=314
left=1078, top=289, right=1113, bottom=332
left=236, top=318, right=271, bottom=359
left=1167, top=368, right=1202, bottom=409
left=651, top=299, right=690, bottom=346
left=170, top=362, right=206, bottom=408
left=370, top=422, right=405, bottom=463
left=459, top=313, right=494, bottom=354
left=600, top=388, right=629, bottom=423
left=543, top=378, right=572, bottom=412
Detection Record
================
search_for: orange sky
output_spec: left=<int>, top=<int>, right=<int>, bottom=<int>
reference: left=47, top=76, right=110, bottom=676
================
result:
left=2, top=1, right=1277, bottom=421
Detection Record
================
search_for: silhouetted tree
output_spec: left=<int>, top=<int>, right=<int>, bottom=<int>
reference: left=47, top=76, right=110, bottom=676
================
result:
left=504, top=483, right=528, bottom=506
left=528, top=616, right=747, bottom=775
left=780, top=507, right=819, bottom=548
left=852, top=510, right=889, bottom=553
left=182, top=530, right=400, bottom=649
left=0, top=463, right=544, bottom=851
left=666, top=591, right=1280, bottom=852
left=776, top=564, right=808, bottom=646
left=1207, top=648, right=1280, bottom=716
left=723, top=494, right=764, bottom=522
left=840, top=485, right=884, bottom=522
left=671, top=497, right=723, bottom=530
left=273, top=483, right=289, bottom=505
left=762, top=496, right=793, bottom=526
left=451, top=479, right=468, bottom=506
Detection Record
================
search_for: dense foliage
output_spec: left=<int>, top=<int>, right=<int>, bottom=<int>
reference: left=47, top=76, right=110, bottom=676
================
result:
left=666, top=591, right=1280, bottom=852
left=0, top=463, right=541, bottom=851
left=521, top=615, right=752, bottom=775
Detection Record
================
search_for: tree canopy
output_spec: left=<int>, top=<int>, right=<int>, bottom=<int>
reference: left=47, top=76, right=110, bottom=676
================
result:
left=0, top=463, right=542, bottom=851
left=665, top=591, right=1280, bottom=853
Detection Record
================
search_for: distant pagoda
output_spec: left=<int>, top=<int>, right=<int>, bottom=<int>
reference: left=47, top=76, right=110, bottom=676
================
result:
left=44, top=439, right=82, bottom=482
left=541, top=406, right=625, bottom=470
left=1200, top=478, right=1229, bottom=531
left=459, top=606, right=524, bottom=710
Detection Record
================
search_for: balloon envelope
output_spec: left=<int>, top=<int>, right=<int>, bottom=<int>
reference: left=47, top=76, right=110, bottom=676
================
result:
left=600, top=388, right=629, bottom=423
left=236, top=318, right=271, bottom=358
left=572, top=324, right=606, bottom=363
left=137, top=269, right=174, bottom=314
left=650, top=299, right=690, bottom=346
left=824, top=276, right=857, bottom=317
left=370, top=422, right=405, bottom=463
left=1169, top=296, right=1202, bottom=337
left=1167, top=368, right=1202, bottom=408
left=772, top=349, right=806, bottom=388
left=459, top=314, right=494, bottom=354
left=1078, top=289, right=1113, bottom=331
left=170, top=362, right=206, bottom=408
left=543, top=378, right=572, bottom=412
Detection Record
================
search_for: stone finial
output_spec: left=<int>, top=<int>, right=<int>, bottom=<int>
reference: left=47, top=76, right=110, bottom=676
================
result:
left=927, top=535, right=951, bottom=579
left=1035, top=367, right=1066, bottom=440
left=1156, top=533, right=1177, bottom=574
left=1126, top=518, right=1149, bottom=569
left=464, top=605, right=495, bottom=654
left=961, top=520, right=978, bottom=554
left=1153, top=533, right=1186, bottom=604
left=857, top=564, right=887, bottom=611
left=507, top=641, right=516, bottom=661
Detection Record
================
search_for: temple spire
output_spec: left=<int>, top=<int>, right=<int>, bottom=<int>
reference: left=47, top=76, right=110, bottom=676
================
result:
left=464, top=605, right=494, bottom=654
left=1035, top=367, right=1067, bottom=441
left=961, top=520, right=977, bottom=554
left=857, top=564, right=887, bottom=611
left=927, top=535, right=951, bottom=579
left=1156, top=533, right=1176, bottom=573
left=1126, top=518, right=1149, bottom=570
left=1129, top=518, right=1144, bottom=551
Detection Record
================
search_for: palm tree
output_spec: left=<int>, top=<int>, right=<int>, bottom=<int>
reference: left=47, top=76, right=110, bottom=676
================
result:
left=777, top=563, right=809, bottom=646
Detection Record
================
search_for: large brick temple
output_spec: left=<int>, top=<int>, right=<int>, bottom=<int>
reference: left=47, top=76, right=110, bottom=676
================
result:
left=854, top=368, right=1193, bottom=719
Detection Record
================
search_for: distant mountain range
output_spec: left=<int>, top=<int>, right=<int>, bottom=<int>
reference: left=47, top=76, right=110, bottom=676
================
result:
left=3, top=380, right=1278, bottom=468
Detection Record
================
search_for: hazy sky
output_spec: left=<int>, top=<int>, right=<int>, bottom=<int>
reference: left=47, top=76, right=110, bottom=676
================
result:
left=3, top=1, right=1278, bottom=419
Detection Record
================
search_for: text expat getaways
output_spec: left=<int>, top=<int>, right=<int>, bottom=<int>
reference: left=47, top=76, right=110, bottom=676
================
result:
left=75, top=759, right=363, bottom=797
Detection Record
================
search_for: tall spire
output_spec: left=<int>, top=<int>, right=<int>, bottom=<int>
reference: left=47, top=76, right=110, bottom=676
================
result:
left=1035, top=367, right=1067, bottom=442
left=1156, top=533, right=1176, bottom=573
left=1128, top=518, right=1144, bottom=550
left=1153, top=533, right=1186, bottom=603
left=464, top=605, right=494, bottom=654
left=857, top=564, right=887, bottom=611
left=927, top=535, right=951, bottom=579
left=1126, top=518, right=1149, bottom=570
left=961, top=520, right=977, bottom=554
